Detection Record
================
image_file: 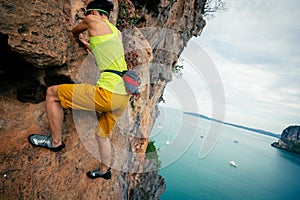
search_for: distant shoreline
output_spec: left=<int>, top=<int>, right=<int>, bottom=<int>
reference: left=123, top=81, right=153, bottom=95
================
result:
left=183, top=111, right=281, bottom=138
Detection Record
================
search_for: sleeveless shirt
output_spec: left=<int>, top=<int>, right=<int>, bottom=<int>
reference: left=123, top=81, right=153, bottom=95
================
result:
left=89, top=20, right=127, bottom=95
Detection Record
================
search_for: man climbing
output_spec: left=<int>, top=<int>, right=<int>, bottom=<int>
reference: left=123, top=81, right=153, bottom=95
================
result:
left=28, top=0, right=129, bottom=180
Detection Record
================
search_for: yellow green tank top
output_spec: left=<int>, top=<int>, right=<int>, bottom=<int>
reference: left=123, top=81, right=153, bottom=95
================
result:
left=90, top=20, right=128, bottom=95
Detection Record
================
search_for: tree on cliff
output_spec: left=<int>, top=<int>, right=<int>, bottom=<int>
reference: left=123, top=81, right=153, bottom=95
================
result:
left=204, top=0, right=227, bottom=19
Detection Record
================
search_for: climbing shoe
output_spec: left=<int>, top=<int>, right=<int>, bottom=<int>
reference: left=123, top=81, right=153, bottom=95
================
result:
left=86, top=167, right=112, bottom=180
left=28, top=134, right=65, bottom=152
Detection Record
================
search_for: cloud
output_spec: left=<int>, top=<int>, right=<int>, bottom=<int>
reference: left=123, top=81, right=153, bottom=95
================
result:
left=202, top=0, right=300, bottom=65
left=190, top=0, right=300, bottom=133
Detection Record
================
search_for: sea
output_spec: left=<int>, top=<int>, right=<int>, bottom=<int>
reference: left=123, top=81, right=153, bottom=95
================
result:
left=150, top=106, right=300, bottom=200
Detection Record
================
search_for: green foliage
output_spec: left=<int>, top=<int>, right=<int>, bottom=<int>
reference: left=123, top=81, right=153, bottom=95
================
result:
left=119, top=6, right=127, bottom=18
left=146, top=140, right=161, bottom=169
left=172, top=64, right=183, bottom=79
left=173, top=64, right=183, bottom=75
left=172, top=56, right=184, bottom=79
left=117, top=2, right=142, bottom=28
left=204, top=0, right=227, bottom=20
left=292, top=141, right=300, bottom=153
left=130, top=14, right=141, bottom=25
left=116, top=2, right=130, bottom=28
left=146, top=140, right=156, bottom=153
left=281, top=138, right=292, bottom=144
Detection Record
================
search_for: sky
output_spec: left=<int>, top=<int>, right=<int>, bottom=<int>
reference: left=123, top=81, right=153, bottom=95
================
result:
left=163, top=0, right=300, bottom=134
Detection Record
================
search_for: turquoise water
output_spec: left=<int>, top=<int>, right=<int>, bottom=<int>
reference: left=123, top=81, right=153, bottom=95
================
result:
left=150, top=107, right=300, bottom=200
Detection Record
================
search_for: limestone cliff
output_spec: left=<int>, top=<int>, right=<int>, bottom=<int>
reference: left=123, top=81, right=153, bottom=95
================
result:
left=272, top=125, right=300, bottom=154
left=0, top=0, right=206, bottom=199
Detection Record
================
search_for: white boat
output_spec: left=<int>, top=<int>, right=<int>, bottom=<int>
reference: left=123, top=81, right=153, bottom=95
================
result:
left=229, top=161, right=238, bottom=167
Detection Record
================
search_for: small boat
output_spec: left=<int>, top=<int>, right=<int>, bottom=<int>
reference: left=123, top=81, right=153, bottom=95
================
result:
left=166, top=141, right=170, bottom=145
left=229, top=161, right=238, bottom=167
left=233, top=140, right=239, bottom=143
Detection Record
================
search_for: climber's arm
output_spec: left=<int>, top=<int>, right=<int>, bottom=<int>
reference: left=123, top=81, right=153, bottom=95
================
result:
left=72, top=21, right=88, bottom=35
left=78, top=35, right=91, bottom=52
left=72, top=17, right=92, bottom=51
left=72, top=14, right=96, bottom=35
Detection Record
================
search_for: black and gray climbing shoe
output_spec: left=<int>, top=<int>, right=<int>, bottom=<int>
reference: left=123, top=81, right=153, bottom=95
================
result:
left=28, top=134, right=65, bottom=152
left=86, top=167, right=112, bottom=180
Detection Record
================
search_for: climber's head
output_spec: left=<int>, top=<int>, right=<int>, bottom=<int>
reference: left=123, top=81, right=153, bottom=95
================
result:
left=85, top=0, right=114, bottom=18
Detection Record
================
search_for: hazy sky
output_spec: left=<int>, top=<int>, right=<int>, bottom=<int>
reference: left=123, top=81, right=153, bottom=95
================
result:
left=164, top=0, right=300, bottom=134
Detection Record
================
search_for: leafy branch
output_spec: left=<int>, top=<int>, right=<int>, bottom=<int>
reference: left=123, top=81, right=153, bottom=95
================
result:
left=204, top=0, right=227, bottom=20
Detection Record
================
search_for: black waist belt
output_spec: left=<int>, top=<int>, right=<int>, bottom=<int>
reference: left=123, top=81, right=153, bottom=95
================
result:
left=102, top=69, right=128, bottom=77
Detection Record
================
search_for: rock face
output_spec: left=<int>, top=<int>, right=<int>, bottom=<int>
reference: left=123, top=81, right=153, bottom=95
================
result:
left=0, top=0, right=206, bottom=199
left=272, top=126, right=300, bottom=154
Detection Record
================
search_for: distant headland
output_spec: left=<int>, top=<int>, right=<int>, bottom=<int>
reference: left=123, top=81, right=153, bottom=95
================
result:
left=271, top=125, right=300, bottom=154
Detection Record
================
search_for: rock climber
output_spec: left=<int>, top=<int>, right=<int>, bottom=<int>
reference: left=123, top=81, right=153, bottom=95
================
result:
left=28, top=0, right=129, bottom=180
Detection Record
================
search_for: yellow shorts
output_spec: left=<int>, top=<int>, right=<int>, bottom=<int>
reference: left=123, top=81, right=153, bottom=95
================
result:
left=57, top=84, right=129, bottom=137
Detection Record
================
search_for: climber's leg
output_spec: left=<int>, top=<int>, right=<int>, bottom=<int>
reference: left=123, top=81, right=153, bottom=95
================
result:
left=46, top=85, right=64, bottom=147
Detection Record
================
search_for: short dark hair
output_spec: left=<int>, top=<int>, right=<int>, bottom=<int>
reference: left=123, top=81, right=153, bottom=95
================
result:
left=86, top=0, right=114, bottom=17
